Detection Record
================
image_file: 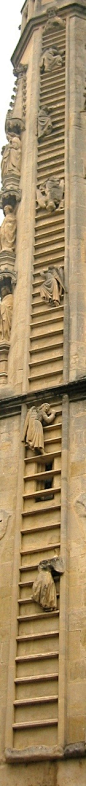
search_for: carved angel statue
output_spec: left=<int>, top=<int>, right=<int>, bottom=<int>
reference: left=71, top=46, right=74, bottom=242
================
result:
left=32, top=563, right=57, bottom=611
left=40, top=266, right=65, bottom=307
left=40, top=46, right=63, bottom=74
left=0, top=205, right=16, bottom=253
left=1, top=134, right=21, bottom=184
left=22, top=404, right=56, bottom=454
left=36, top=177, right=64, bottom=212
left=0, top=286, right=13, bottom=342
left=38, top=107, right=53, bottom=141
left=44, top=4, right=65, bottom=32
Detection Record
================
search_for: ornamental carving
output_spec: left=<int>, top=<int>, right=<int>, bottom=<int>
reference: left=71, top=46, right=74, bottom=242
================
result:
left=0, top=205, right=16, bottom=253
left=1, top=135, right=22, bottom=186
left=22, top=404, right=56, bottom=454
left=40, top=46, right=63, bottom=74
left=40, top=266, right=65, bottom=307
left=44, top=5, right=65, bottom=33
left=32, top=557, right=64, bottom=611
left=36, top=177, right=64, bottom=212
left=0, top=284, right=13, bottom=342
left=32, top=565, right=57, bottom=611
left=38, top=107, right=53, bottom=141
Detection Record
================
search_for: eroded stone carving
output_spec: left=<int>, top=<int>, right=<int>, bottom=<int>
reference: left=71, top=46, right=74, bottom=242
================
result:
left=40, top=46, right=63, bottom=74
left=32, top=564, right=57, bottom=610
left=22, top=404, right=56, bottom=454
left=38, top=107, right=53, bottom=140
left=40, top=266, right=65, bottom=307
left=0, top=205, right=16, bottom=253
left=0, top=509, right=11, bottom=539
left=36, top=177, right=64, bottom=212
left=74, top=494, right=86, bottom=519
left=44, top=5, right=65, bottom=33
left=32, top=557, right=64, bottom=610
left=0, top=285, right=13, bottom=342
left=1, top=135, right=22, bottom=184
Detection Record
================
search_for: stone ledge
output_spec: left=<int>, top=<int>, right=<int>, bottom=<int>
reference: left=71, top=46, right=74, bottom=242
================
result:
left=0, top=377, right=86, bottom=417
left=5, top=741, right=86, bottom=762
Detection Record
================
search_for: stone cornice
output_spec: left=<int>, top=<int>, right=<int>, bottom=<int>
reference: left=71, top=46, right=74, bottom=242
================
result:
left=5, top=739, right=86, bottom=762
left=0, top=377, right=86, bottom=417
left=11, top=1, right=86, bottom=68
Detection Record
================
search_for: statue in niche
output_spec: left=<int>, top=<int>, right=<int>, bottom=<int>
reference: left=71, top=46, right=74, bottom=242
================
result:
left=0, top=285, right=13, bottom=342
left=1, top=135, right=21, bottom=183
left=22, top=404, right=56, bottom=454
left=40, top=266, right=65, bottom=307
left=40, top=46, right=63, bottom=74
left=44, top=5, right=65, bottom=33
left=38, top=107, right=53, bottom=140
left=0, top=205, right=16, bottom=253
left=36, top=177, right=64, bottom=212
left=32, top=563, right=57, bottom=611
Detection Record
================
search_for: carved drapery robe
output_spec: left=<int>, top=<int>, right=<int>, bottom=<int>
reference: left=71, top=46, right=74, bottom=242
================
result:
left=40, top=267, right=64, bottom=306
left=22, top=405, right=56, bottom=454
left=1, top=143, right=10, bottom=182
left=1, top=136, right=21, bottom=183
left=40, top=47, right=63, bottom=74
left=8, top=136, right=21, bottom=175
left=32, top=566, right=57, bottom=611
left=0, top=293, right=13, bottom=341
left=0, top=210, right=16, bottom=253
left=38, top=108, right=52, bottom=140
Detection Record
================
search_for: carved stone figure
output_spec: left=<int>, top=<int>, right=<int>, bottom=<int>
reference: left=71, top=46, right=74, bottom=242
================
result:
left=0, top=205, right=16, bottom=253
left=8, top=135, right=21, bottom=175
left=1, top=135, right=21, bottom=183
left=40, top=266, right=65, bottom=307
left=22, top=404, right=56, bottom=454
left=38, top=107, right=53, bottom=140
left=40, top=47, right=63, bottom=74
left=32, top=564, right=57, bottom=611
left=1, top=143, right=10, bottom=182
left=0, top=286, right=13, bottom=341
left=44, top=5, right=65, bottom=32
left=36, top=177, right=64, bottom=212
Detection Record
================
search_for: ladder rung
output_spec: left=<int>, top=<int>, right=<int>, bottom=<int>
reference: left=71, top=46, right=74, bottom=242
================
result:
left=13, top=718, right=58, bottom=730
left=23, top=486, right=61, bottom=500
left=14, top=695, right=58, bottom=707
left=15, top=650, right=59, bottom=662
left=20, top=542, right=60, bottom=556
left=14, top=672, right=58, bottom=684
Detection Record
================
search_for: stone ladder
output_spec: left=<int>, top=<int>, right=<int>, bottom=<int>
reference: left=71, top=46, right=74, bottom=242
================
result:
left=28, top=24, right=65, bottom=391
left=13, top=405, right=62, bottom=750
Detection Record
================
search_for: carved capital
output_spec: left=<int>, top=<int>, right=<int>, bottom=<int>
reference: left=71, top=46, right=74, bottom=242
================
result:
left=5, top=113, right=25, bottom=136
left=0, top=252, right=17, bottom=292
left=0, top=186, right=21, bottom=210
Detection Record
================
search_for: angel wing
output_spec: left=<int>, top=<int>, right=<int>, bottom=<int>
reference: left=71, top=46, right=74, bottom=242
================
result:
left=36, top=187, right=46, bottom=209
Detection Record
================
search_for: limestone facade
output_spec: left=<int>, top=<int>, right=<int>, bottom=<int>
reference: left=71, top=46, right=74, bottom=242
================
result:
left=0, top=1, right=86, bottom=786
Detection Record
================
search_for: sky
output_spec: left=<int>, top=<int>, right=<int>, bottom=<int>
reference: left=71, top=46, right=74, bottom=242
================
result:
left=0, top=0, right=22, bottom=219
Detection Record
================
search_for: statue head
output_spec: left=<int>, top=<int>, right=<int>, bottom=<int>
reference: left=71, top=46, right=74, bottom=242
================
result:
left=39, top=403, right=50, bottom=414
left=4, top=204, right=13, bottom=216
left=10, top=135, right=21, bottom=148
left=1, top=285, right=11, bottom=300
